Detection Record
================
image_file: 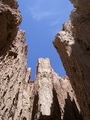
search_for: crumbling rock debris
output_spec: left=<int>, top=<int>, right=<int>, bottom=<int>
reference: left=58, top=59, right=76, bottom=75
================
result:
left=53, top=0, right=90, bottom=120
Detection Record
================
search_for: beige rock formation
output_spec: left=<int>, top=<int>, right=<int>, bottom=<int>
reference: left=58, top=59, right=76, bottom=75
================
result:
left=53, top=0, right=90, bottom=120
left=0, top=1, right=34, bottom=119
left=0, top=0, right=89, bottom=120
left=32, top=58, right=83, bottom=120
left=0, top=29, right=34, bottom=119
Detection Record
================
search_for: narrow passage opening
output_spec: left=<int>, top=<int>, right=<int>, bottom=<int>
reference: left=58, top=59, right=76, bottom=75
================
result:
left=18, top=0, right=73, bottom=80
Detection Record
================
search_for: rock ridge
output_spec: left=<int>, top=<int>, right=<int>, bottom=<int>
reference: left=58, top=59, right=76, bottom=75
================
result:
left=53, top=0, right=90, bottom=120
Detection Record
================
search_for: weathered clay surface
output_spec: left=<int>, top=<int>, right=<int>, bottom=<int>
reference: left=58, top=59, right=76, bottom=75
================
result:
left=53, top=0, right=90, bottom=120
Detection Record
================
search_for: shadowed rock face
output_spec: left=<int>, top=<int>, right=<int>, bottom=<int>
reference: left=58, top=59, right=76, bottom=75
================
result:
left=53, top=0, right=90, bottom=120
left=1, top=0, right=18, bottom=9
left=0, top=0, right=21, bottom=51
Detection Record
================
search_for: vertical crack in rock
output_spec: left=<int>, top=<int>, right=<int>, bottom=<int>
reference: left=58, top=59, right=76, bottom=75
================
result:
left=31, top=93, right=39, bottom=120
left=51, top=88, right=61, bottom=120
left=63, top=93, right=83, bottom=120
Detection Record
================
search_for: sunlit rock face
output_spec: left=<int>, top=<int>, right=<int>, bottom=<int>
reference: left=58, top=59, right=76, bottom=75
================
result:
left=0, top=1, right=34, bottom=119
left=53, top=0, right=90, bottom=120
left=31, top=58, right=83, bottom=120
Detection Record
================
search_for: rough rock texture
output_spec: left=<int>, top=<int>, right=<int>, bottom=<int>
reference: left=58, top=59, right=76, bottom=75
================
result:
left=32, top=58, right=83, bottom=120
left=53, top=0, right=90, bottom=120
left=0, top=2, right=83, bottom=119
left=0, top=0, right=88, bottom=120
left=0, top=30, right=35, bottom=120
left=0, top=1, right=34, bottom=119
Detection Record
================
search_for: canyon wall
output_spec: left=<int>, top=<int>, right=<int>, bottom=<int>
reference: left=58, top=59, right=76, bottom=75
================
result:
left=53, top=0, right=90, bottom=120
left=0, top=0, right=89, bottom=120
left=0, top=1, right=34, bottom=119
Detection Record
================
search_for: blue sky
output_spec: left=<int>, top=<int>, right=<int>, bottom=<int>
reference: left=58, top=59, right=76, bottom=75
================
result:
left=18, top=0, right=73, bottom=79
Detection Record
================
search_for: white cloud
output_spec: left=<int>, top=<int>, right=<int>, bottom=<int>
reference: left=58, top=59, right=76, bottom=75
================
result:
left=29, top=6, right=54, bottom=21
left=51, top=20, right=59, bottom=26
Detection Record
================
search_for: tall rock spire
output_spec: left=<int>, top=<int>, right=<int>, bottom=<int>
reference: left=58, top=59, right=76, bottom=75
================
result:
left=32, top=58, right=83, bottom=120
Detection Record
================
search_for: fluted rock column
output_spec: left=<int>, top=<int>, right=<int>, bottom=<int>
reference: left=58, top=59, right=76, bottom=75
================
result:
left=31, top=58, right=83, bottom=120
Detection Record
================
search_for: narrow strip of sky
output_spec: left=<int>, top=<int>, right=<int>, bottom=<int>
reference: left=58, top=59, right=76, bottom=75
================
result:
left=18, top=0, right=73, bottom=79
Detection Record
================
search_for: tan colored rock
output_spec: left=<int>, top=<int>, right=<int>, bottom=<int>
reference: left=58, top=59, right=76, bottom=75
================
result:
left=53, top=0, right=90, bottom=120
left=0, top=0, right=86, bottom=120
left=0, top=1, right=34, bottom=119
left=0, top=29, right=35, bottom=120
left=32, top=58, right=83, bottom=120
